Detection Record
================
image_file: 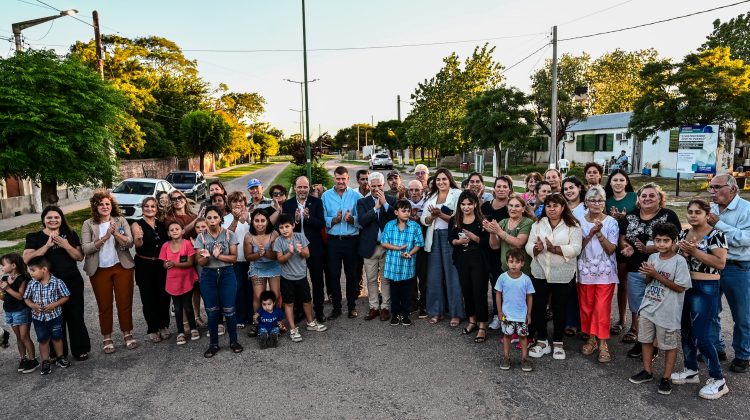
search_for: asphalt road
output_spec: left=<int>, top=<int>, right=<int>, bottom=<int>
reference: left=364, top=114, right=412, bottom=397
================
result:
left=3, top=160, right=748, bottom=418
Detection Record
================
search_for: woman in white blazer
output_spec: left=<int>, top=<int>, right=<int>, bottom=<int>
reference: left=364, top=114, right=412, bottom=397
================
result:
left=420, top=168, right=465, bottom=326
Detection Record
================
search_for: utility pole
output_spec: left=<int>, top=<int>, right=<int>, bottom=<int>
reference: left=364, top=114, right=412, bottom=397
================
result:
left=357, top=125, right=360, bottom=157
left=397, top=95, right=401, bottom=121
left=93, top=11, right=104, bottom=80
left=301, top=0, right=312, bottom=179
left=549, top=25, right=558, bottom=169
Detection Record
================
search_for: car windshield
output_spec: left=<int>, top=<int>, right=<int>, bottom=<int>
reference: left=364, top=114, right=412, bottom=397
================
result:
left=375, top=154, right=389, bottom=159
left=166, top=173, right=196, bottom=184
left=112, top=181, right=156, bottom=195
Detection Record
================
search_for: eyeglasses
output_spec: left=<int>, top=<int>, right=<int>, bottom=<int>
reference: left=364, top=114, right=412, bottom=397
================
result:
left=708, top=184, right=728, bottom=191
left=170, top=196, right=185, bottom=202
left=272, top=192, right=285, bottom=197
left=415, top=171, right=426, bottom=175
left=586, top=199, right=605, bottom=204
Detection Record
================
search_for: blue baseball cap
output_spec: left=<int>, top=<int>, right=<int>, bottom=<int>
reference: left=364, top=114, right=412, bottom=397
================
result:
left=247, top=178, right=262, bottom=189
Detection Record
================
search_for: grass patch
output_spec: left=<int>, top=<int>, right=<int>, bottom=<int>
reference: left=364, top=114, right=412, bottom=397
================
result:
left=268, top=163, right=300, bottom=192
left=213, top=162, right=274, bottom=182
left=0, top=208, right=91, bottom=255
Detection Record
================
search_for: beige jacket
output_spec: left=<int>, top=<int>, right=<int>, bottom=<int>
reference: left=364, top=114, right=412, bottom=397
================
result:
left=419, top=188, right=462, bottom=252
left=81, top=216, right=135, bottom=277
left=525, top=217, right=582, bottom=283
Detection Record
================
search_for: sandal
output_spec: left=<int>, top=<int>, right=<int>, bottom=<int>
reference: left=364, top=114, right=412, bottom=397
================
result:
left=581, top=337, right=598, bottom=355
left=622, top=329, right=637, bottom=344
left=103, top=338, right=116, bottom=354
left=75, top=353, right=89, bottom=361
left=564, top=327, right=577, bottom=337
left=598, top=344, right=611, bottom=363
left=229, top=342, right=244, bottom=354
left=462, top=322, right=478, bottom=335
left=159, top=328, right=171, bottom=340
left=190, top=329, right=201, bottom=341
left=449, top=318, right=461, bottom=328
left=610, top=323, right=624, bottom=336
left=428, top=316, right=441, bottom=325
left=474, top=328, right=487, bottom=343
left=124, top=334, right=139, bottom=350
left=204, top=344, right=220, bottom=358
left=149, top=333, right=162, bottom=343
left=176, top=333, right=187, bottom=346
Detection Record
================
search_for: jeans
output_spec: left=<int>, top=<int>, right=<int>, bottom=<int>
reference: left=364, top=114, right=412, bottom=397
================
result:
left=200, top=265, right=238, bottom=346
left=712, top=261, right=750, bottom=360
left=327, top=237, right=360, bottom=311
left=233, top=261, right=251, bottom=324
left=565, top=277, right=581, bottom=329
left=390, top=278, right=414, bottom=318
left=426, top=230, right=464, bottom=319
left=682, top=280, right=723, bottom=380
left=627, top=272, right=647, bottom=314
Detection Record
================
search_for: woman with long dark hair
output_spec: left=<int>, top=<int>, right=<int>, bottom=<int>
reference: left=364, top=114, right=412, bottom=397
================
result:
left=526, top=193, right=582, bottom=360
left=23, top=206, right=91, bottom=360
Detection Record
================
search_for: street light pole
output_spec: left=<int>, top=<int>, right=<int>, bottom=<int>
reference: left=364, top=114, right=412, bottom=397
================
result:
left=12, top=9, right=79, bottom=52
left=301, top=0, right=312, bottom=179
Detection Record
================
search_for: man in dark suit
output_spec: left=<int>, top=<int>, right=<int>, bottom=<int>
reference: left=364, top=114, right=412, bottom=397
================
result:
left=356, top=172, right=397, bottom=321
left=282, top=175, right=327, bottom=323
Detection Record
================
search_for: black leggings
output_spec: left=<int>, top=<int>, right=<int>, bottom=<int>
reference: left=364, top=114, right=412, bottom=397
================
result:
left=457, top=249, right=489, bottom=323
left=530, top=276, right=575, bottom=343
left=173, top=290, right=197, bottom=335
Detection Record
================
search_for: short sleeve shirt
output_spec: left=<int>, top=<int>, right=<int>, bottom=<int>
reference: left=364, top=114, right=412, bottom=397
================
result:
left=23, top=275, right=70, bottom=321
left=638, top=253, right=692, bottom=330
left=136, top=219, right=167, bottom=258
left=159, top=240, right=198, bottom=296
left=677, top=228, right=727, bottom=275
left=619, top=208, right=682, bottom=273
left=256, top=307, right=285, bottom=331
left=577, top=215, right=619, bottom=285
left=494, top=272, right=535, bottom=322
left=498, top=217, right=533, bottom=274
left=273, top=233, right=310, bottom=280
left=25, top=230, right=82, bottom=279
left=194, top=229, right=239, bottom=268
left=381, top=220, right=425, bottom=281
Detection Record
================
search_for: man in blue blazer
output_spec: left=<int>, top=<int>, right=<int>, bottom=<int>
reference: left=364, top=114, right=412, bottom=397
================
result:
left=356, top=172, right=397, bottom=321
left=282, top=176, right=327, bottom=323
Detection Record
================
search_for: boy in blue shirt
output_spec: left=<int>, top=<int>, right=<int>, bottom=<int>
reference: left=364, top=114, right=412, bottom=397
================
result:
left=23, top=256, right=70, bottom=376
left=495, top=248, right=535, bottom=372
left=253, top=290, right=285, bottom=349
left=381, top=199, right=424, bottom=326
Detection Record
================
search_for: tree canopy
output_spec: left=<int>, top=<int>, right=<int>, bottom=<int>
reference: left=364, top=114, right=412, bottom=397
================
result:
left=701, top=12, right=750, bottom=62
left=587, top=49, right=659, bottom=114
left=180, top=110, right=232, bottom=172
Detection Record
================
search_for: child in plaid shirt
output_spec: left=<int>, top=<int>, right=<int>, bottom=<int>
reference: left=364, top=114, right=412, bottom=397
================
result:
left=23, top=256, right=70, bottom=375
left=381, top=199, right=424, bottom=326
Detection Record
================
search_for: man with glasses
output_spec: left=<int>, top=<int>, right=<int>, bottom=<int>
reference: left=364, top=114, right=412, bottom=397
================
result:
left=414, top=164, right=429, bottom=190
left=708, top=174, right=750, bottom=373
left=407, top=179, right=429, bottom=318
left=282, top=176, right=327, bottom=323
left=322, top=166, right=363, bottom=319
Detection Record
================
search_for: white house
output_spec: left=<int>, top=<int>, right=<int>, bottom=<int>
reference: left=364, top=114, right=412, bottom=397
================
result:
left=563, top=112, right=689, bottom=178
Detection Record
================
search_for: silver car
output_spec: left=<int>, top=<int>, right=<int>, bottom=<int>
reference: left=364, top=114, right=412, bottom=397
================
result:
left=111, top=178, right=176, bottom=221
left=369, top=153, right=393, bottom=170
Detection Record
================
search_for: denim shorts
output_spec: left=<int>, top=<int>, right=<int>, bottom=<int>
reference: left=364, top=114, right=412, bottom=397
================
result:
left=4, top=308, right=31, bottom=326
left=249, top=260, right=282, bottom=279
left=627, top=272, right=647, bottom=314
left=32, top=315, right=64, bottom=343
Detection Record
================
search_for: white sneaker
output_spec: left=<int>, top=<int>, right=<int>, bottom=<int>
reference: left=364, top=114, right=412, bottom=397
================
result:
left=552, top=343, right=566, bottom=360
left=671, top=368, right=700, bottom=384
left=529, top=340, right=551, bottom=358
left=488, top=315, right=501, bottom=330
left=699, top=378, right=729, bottom=400
left=306, top=320, right=328, bottom=332
left=289, top=327, right=303, bottom=342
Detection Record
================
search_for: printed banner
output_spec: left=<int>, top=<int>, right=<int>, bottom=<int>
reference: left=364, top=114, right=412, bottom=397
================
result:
left=676, top=125, right=718, bottom=174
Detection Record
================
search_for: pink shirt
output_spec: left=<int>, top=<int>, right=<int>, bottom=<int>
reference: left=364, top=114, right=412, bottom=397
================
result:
left=159, top=240, right=198, bottom=296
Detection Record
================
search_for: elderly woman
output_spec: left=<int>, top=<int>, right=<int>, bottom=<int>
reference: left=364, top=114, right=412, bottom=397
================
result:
left=618, top=182, right=681, bottom=358
left=132, top=197, right=169, bottom=343
left=526, top=193, right=582, bottom=360
left=577, top=186, right=619, bottom=363
left=23, top=206, right=91, bottom=360
left=421, top=168, right=464, bottom=326
left=81, top=189, right=136, bottom=354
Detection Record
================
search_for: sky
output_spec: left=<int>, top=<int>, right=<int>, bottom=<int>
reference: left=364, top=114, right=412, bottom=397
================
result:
left=2, top=0, right=747, bottom=139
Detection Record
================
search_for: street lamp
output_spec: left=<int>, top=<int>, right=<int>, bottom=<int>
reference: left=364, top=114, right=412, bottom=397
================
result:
left=284, top=77, right=318, bottom=176
left=11, top=9, right=79, bottom=52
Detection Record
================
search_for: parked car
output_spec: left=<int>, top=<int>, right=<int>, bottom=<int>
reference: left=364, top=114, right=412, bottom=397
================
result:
left=165, top=170, right=207, bottom=201
left=369, top=153, right=393, bottom=170
left=111, top=178, right=176, bottom=220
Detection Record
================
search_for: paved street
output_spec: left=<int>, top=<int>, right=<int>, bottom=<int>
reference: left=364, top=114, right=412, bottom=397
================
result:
left=3, top=160, right=749, bottom=418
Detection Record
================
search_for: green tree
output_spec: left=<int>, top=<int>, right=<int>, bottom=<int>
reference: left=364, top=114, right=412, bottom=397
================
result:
left=587, top=49, right=659, bottom=114
left=629, top=47, right=750, bottom=141
left=373, top=120, right=404, bottom=156
left=180, top=110, right=232, bottom=172
left=253, top=132, right=280, bottom=162
left=463, top=87, right=535, bottom=169
left=0, top=50, right=128, bottom=205
left=530, top=53, right=590, bottom=150
left=701, top=12, right=750, bottom=62
left=219, top=91, right=266, bottom=123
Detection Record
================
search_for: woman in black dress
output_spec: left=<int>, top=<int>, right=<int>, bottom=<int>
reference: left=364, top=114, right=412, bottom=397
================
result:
left=23, top=206, right=91, bottom=360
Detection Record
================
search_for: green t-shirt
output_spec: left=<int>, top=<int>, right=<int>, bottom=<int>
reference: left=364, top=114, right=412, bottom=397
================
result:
left=606, top=191, right=637, bottom=216
left=498, top=217, right=533, bottom=275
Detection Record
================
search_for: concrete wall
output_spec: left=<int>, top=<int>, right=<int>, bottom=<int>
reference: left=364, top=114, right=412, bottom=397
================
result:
left=118, top=158, right=179, bottom=180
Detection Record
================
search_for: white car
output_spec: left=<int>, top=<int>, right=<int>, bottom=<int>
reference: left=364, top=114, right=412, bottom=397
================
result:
left=369, top=153, right=393, bottom=170
left=111, top=178, right=176, bottom=220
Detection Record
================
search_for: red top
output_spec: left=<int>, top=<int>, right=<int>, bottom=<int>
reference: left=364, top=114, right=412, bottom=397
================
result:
left=159, top=240, right=198, bottom=296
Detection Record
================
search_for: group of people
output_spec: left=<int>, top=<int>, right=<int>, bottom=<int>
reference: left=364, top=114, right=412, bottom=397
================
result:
left=1, top=162, right=748, bottom=401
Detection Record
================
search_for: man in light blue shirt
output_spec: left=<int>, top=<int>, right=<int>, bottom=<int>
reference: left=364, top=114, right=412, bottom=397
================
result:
left=709, top=174, right=750, bottom=373
left=321, top=166, right=363, bottom=319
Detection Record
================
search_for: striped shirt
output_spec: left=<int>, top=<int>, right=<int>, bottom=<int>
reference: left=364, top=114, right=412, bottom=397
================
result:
left=381, top=220, right=424, bottom=281
left=23, top=275, right=70, bottom=321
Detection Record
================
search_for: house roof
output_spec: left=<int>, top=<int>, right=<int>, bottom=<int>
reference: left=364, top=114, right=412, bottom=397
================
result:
left=568, top=111, right=633, bottom=132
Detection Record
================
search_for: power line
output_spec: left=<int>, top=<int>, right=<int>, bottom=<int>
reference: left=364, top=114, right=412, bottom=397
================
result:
left=559, top=0, right=750, bottom=42
left=500, top=43, right=550, bottom=75
left=559, top=0, right=635, bottom=26
left=182, top=32, right=548, bottom=53
left=35, top=0, right=94, bottom=27
left=16, top=0, right=52, bottom=10
left=25, top=20, right=54, bottom=41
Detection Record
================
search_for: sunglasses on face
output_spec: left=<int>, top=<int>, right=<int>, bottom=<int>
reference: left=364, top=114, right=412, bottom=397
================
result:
left=272, top=192, right=285, bottom=197
left=415, top=171, right=426, bottom=175
left=170, top=196, right=185, bottom=202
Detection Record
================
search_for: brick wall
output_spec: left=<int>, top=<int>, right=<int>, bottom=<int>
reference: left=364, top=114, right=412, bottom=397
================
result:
left=118, top=158, right=179, bottom=180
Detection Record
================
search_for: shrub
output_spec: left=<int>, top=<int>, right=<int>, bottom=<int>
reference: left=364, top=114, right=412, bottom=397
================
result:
left=288, top=163, right=333, bottom=190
